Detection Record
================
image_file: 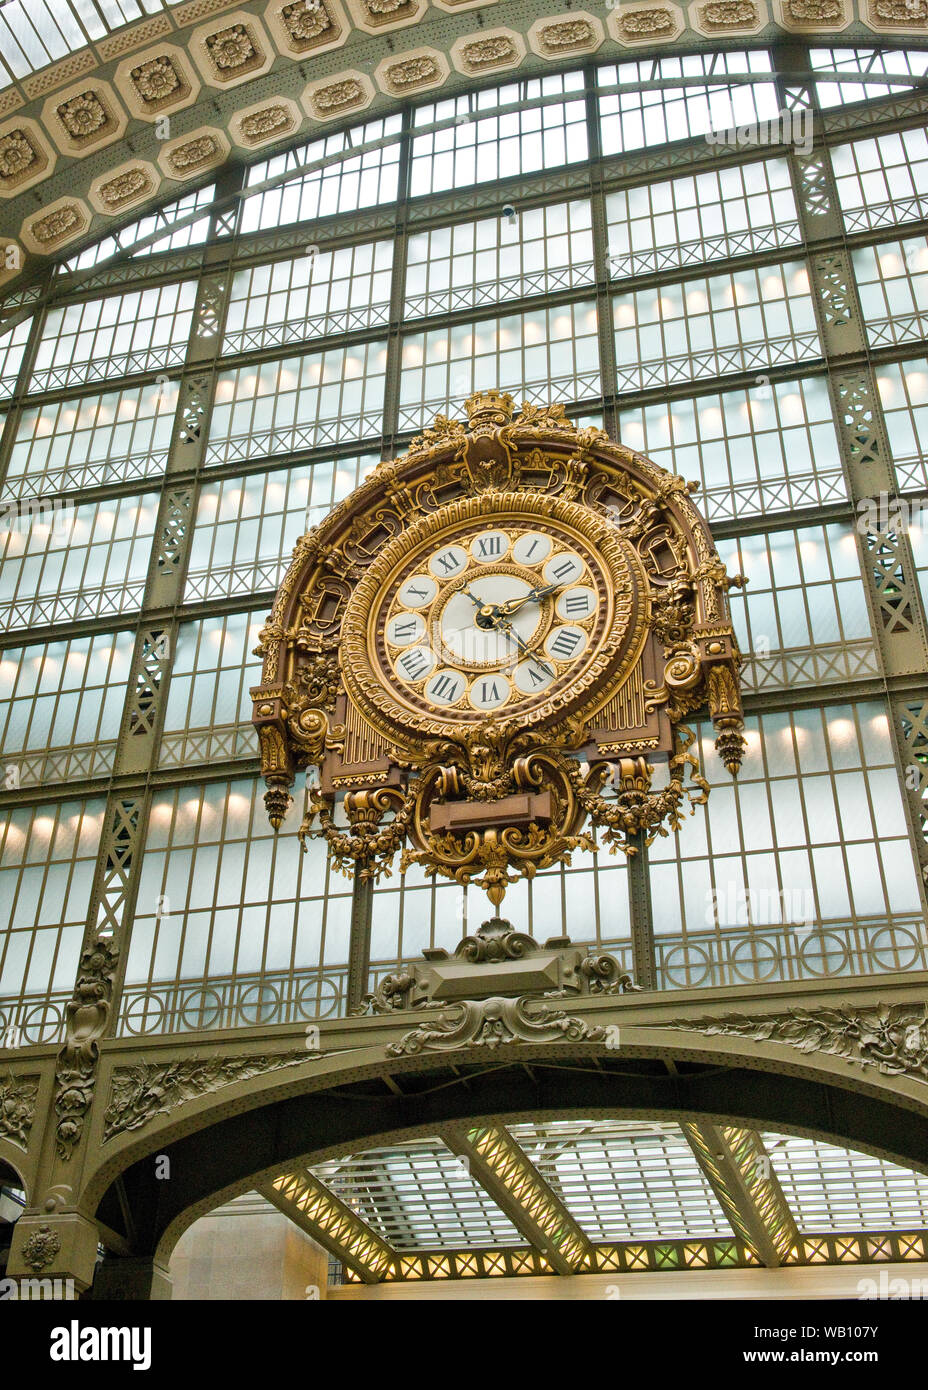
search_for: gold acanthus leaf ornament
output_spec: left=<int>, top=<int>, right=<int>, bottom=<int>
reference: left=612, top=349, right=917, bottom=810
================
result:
left=253, top=391, right=746, bottom=904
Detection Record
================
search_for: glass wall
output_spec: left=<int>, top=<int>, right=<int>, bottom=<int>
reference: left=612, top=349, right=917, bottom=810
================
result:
left=0, top=49, right=926, bottom=1040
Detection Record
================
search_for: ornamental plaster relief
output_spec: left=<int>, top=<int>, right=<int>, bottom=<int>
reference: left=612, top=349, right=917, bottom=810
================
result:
left=114, top=44, right=202, bottom=121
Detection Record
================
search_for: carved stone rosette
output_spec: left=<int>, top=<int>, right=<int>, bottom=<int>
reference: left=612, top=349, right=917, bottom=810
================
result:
left=253, top=392, right=745, bottom=903
left=21, top=1225, right=61, bottom=1271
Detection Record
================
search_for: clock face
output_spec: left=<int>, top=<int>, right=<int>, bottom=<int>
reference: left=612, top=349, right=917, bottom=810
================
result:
left=382, top=526, right=598, bottom=715
left=338, top=497, right=644, bottom=739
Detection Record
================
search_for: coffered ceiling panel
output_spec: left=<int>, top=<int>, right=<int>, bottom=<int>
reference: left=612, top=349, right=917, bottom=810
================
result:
left=0, top=0, right=926, bottom=280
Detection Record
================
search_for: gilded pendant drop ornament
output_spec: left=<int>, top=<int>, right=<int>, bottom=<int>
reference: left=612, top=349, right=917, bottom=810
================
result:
left=252, top=391, right=746, bottom=906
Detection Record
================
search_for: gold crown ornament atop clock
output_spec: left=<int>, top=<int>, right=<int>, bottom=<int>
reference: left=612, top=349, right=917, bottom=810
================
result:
left=252, top=391, right=746, bottom=906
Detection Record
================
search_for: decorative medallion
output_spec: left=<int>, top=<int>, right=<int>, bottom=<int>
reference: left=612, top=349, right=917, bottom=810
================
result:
left=192, top=13, right=274, bottom=86
left=100, top=169, right=151, bottom=209
left=462, top=37, right=516, bottom=67
left=46, top=83, right=125, bottom=153
left=32, top=208, right=80, bottom=245
left=773, top=0, right=848, bottom=28
left=132, top=56, right=185, bottom=107
left=528, top=14, right=605, bottom=58
left=690, top=0, right=766, bottom=32
left=115, top=44, right=201, bottom=121
left=303, top=71, right=375, bottom=120
left=345, top=0, right=426, bottom=34
left=0, top=121, right=50, bottom=196
left=254, top=392, right=745, bottom=907
left=20, top=1225, right=61, bottom=1272
left=451, top=29, right=526, bottom=75
left=375, top=48, right=450, bottom=97
left=608, top=3, right=685, bottom=43
left=39, top=75, right=125, bottom=158
left=283, top=0, right=332, bottom=40
left=865, top=0, right=928, bottom=25
left=207, top=24, right=257, bottom=71
left=22, top=197, right=91, bottom=254
left=157, top=126, right=231, bottom=179
left=232, top=97, right=302, bottom=148
left=90, top=161, right=159, bottom=214
left=267, top=0, right=347, bottom=53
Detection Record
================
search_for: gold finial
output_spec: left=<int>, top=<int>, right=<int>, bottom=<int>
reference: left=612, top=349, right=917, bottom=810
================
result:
left=464, top=389, right=515, bottom=428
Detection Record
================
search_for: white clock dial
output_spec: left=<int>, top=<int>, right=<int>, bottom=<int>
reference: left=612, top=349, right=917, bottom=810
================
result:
left=428, top=544, right=468, bottom=579
left=469, top=529, right=510, bottom=563
left=424, top=668, right=467, bottom=706
left=393, top=644, right=437, bottom=684
left=397, top=574, right=438, bottom=609
left=378, top=519, right=610, bottom=720
left=512, top=531, right=552, bottom=567
left=468, top=673, right=511, bottom=711
left=386, top=612, right=426, bottom=647
left=545, top=625, right=589, bottom=662
left=543, top=550, right=584, bottom=587
left=556, top=585, right=598, bottom=622
left=439, top=575, right=540, bottom=667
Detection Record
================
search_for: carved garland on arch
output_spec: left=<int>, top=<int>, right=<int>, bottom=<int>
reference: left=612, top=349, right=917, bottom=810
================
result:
left=669, top=1002, right=928, bottom=1083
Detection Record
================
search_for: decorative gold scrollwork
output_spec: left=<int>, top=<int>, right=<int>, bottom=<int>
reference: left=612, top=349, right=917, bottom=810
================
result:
left=253, top=391, right=745, bottom=904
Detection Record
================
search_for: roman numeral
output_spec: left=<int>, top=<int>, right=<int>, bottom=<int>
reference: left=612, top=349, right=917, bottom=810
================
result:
left=434, top=551, right=460, bottom=574
left=527, top=666, right=546, bottom=686
left=391, top=619, right=418, bottom=638
left=564, top=594, right=593, bottom=616
left=479, top=681, right=500, bottom=702
left=399, top=650, right=429, bottom=679
left=405, top=584, right=429, bottom=600
left=430, top=674, right=461, bottom=701
left=550, top=630, right=582, bottom=658
left=476, top=535, right=502, bottom=557
left=552, top=559, right=578, bottom=581
left=522, top=539, right=541, bottom=559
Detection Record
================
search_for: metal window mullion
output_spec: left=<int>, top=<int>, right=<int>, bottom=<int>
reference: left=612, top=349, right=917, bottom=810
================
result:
left=0, top=271, right=57, bottom=493
left=775, top=48, right=928, bottom=913
left=80, top=264, right=229, bottom=1023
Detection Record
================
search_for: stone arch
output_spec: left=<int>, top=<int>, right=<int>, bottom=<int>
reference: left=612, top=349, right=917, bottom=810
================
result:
left=0, top=1150, right=28, bottom=1201
left=78, top=1033, right=928, bottom=1268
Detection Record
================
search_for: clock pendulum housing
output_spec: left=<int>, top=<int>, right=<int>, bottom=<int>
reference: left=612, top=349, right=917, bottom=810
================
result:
left=252, top=390, right=746, bottom=908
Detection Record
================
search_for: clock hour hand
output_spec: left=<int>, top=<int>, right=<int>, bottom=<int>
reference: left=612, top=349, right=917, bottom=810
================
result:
left=496, top=581, right=562, bottom=617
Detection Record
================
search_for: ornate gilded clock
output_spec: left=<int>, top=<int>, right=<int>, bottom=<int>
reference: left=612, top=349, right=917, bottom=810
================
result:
left=252, top=391, right=746, bottom=906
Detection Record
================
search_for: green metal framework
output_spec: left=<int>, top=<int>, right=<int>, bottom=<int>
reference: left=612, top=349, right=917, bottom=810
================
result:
left=0, top=41, right=927, bottom=1053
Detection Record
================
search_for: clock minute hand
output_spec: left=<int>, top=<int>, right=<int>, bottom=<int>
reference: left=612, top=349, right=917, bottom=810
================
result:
left=497, top=617, right=556, bottom=679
